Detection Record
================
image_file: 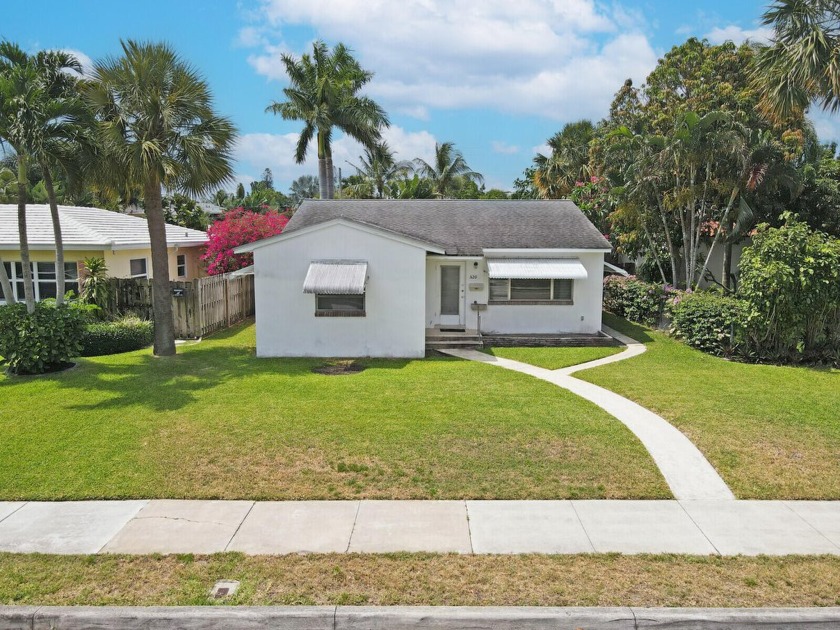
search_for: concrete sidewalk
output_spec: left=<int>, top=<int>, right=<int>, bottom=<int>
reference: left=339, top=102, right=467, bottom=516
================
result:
left=1, top=499, right=838, bottom=556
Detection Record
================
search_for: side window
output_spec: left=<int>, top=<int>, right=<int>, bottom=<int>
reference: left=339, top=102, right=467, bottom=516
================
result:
left=130, top=258, right=147, bottom=278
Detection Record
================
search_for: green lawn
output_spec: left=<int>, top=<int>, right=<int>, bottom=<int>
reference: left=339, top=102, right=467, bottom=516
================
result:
left=0, top=320, right=669, bottom=500
left=2, top=553, right=839, bottom=607
left=577, top=314, right=840, bottom=500
left=483, top=346, right=622, bottom=370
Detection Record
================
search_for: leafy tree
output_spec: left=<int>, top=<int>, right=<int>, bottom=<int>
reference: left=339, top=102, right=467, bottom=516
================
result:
left=86, top=40, right=236, bottom=356
left=80, top=256, right=110, bottom=307
left=202, top=207, right=288, bottom=275
left=413, top=141, right=483, bottom=198
left=482, top=188, right=510, bottom=199
left=260, top=167, right=274, bottom=190
left=236, top=182, right=245, bottom=199
left=754, top=0, right=840, bottom=120
left=163, top=193, right=208, bottom=230
left=739, top=217, right=840, bottom=362
left=289, top=174, right=319, bottom=205
left=386, top=174, right=434, bottom=199
left=789, top=142, right=840, bottom=235
left=511, top=166, right=538, bottom=199
left=533, top=120, right=595, bottom=198
left=267, top=41, right=388, bottom=199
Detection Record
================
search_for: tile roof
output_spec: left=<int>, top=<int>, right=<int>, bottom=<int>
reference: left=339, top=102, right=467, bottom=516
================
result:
left=0, top=204, right=207, bottom=250
left=285, top=199, right=611, bottom=255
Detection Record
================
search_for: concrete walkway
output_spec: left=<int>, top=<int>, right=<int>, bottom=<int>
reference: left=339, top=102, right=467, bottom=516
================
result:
left=0, top=499, right=838, bottom=556
left=441, top=328, right=736, bottom=502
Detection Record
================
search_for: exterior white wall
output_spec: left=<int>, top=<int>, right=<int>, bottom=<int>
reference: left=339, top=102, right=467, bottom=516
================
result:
left=480, top=252, right=605, bottom=334
left=425, top=252, right=604, bottom=334
left=252, top=223, right=428, bottom=358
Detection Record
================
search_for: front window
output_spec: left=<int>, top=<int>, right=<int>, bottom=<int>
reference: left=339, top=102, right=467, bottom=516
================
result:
left=176, top=254, right=187, bottom=277
left=489, top=278, right=573, bottom=304
left=315, top=294, right=365, bottom=316
left=1, top=261, right=79, bottom=303
left=130, top=258, right=147, bottom=278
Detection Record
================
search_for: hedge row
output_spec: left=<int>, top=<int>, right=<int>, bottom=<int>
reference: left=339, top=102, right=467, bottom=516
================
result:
left=81, top=317, right=154, bottom=357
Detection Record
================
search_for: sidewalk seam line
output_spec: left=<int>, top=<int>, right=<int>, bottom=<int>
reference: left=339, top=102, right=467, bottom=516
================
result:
left=223, top=501, right=255, bottom=552
left=782, top=501, right=840, bottom=552
left=0, top=501, right=28, bottom=525
left=345, top=501, right=361, bottom=553
left=677, top=500, right=721, bottom=555
left=464, top=500, right=474, bottom=554
left=95, top=500, right=149, bottom=554
left=569, top=501, right=597, bottom=553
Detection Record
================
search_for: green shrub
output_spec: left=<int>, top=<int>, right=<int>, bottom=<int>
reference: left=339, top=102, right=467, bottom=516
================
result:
left=81, top=316, right=154, bottom=356
left=0, top=302, right=86, bottom=375
left=668, top=291, right=745, bottom=356
left=603, top=275, right=667, bottom=326
left=738, top=219, right=840, bottom=365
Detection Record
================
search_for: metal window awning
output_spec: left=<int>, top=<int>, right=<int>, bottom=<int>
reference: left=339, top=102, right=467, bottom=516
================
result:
left=486, top=258, right=588, bottom=280
left=303, top=260, right=368, bottom=294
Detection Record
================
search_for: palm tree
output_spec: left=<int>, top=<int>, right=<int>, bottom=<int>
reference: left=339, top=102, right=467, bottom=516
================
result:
left=533, top=120, right=595, bottom=198
left=413, top=141, right=483, bottom=198
left=267, top=41, right=389, bottom=199
left=86, top=40, right=236, bottom=356
left=346, top=142, right=412, bottom=198
left=0, top=42, right=83, bottom=311
left=754, top=0, right=840, bottom=119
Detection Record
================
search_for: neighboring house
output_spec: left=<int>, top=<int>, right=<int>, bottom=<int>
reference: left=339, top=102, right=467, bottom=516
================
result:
left=0, top=204, right=208, bottom=303
left=235, top=199, right=612, bottom=358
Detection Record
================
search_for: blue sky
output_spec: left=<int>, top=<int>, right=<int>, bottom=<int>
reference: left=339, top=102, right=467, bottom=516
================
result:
left=5, top=0, right=839, bottom=195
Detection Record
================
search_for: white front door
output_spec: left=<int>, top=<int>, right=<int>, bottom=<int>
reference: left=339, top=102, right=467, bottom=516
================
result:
left=439, top=263, right=465, bottom=327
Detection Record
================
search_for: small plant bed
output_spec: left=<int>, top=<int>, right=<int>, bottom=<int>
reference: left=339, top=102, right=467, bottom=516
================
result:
left=577, top=313, right=840, bottom=500
left=1, top=553, right=839, bottom=607
left=0, top=321, right=669, bottom=500
left=483, top=346, right=622, bottom=370
left=312, top=360, right=366, bottom=375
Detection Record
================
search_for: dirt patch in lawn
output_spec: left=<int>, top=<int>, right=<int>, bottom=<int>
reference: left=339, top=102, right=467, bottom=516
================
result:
left=312, top=360, right=366, bottom=375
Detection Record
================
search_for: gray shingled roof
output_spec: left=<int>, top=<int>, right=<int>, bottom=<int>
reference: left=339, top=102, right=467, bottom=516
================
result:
left=285, top=199, right=611, bottom=255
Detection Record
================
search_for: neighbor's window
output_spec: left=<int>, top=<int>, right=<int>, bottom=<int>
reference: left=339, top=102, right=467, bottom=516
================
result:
left=315, top=294, right=365, bottom=316
left=129, top=258, right=147, bottom=278
left=489, top=278, right=573, bottom=303
left=176, top=254, right=187, bottom=277
left=1, top=261, right=79, bottom=302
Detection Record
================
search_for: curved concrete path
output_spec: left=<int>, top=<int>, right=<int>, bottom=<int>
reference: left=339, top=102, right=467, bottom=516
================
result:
left=441, top=328, right=735, bottom=502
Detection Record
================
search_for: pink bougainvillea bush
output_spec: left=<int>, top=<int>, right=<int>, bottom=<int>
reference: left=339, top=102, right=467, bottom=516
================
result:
left=202, top=207, right=289, bottom=275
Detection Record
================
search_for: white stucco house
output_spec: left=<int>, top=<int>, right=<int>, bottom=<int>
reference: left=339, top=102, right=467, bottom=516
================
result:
left=234, top=199, right=613, bottom=358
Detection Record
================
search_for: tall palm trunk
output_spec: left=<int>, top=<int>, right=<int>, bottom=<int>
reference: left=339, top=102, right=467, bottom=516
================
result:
left=317, top=132, right=329, bottom=199
left=0, top=255, right=14, bottom=304
left=41, top=162, right=65, bottom=305
left=16, top=156, right=36, bottom=313
left=144, top=176, right=176, bottom=356
left=324, top=151, right=335, bottom=199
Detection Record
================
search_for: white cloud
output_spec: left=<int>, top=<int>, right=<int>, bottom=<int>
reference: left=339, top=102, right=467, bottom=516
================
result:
left=235, top=125, right=439, bottom=189
left=56, top=48, right=94, bottom=76
left=492, top=141, right=519, bottom=154
left=532, top=143, right=552, bottom=156
left=809, top=108, right=840, bottom=144
left=705, top=25, right=773, bottom=45
left=241, top=0, right=658, bottom=121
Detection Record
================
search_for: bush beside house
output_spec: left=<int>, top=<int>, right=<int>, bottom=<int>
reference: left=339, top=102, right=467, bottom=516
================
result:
left=606, top=220, right=840, bottom=367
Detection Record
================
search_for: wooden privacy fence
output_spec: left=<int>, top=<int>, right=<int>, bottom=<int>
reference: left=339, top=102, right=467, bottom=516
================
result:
left=105, top=272, right=255, bottom=338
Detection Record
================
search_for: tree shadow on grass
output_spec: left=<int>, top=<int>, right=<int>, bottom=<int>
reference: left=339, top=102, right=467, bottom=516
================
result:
left=48, top=331, right=415, bottom=413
